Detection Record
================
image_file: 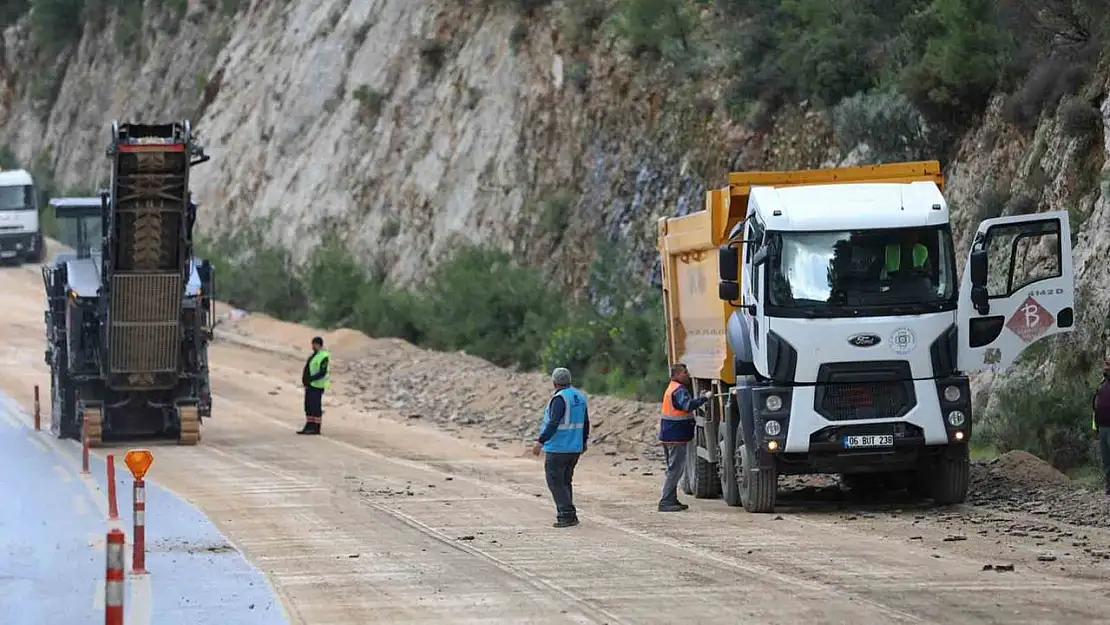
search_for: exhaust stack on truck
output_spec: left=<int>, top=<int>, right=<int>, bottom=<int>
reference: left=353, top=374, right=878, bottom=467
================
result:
left=657, top=161, right=1076, bottom=513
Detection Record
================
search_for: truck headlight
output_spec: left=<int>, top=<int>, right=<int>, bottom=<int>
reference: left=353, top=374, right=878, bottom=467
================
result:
left=764, top=420, right=781, bottom=436
left=943, top=385, right=961, bottom=402
left=947, top=410, right=966, bottom=427
left=764, top=395, right=783, bottom=411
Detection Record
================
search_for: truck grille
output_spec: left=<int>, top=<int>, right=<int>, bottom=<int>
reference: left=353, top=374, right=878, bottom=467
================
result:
left=108, top=273, right=181, bottom=374
left=814, top=361, right=916, bottom=422
left=820, top=382, right=910, bottom=420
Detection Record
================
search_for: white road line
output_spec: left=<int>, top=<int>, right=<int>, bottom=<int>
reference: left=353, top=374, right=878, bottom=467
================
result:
left=80, top=472, right=109, bottom=518
left=26, top=434, right=48, bottom=452
left=92, top=579, right=105, bottom=610
left=53, top=463, right=72, bottom=483
left=129, top=573, right=152, bottom=625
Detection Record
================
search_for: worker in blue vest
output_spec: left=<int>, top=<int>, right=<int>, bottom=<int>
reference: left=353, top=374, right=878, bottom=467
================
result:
left=298, top=337, right=330, bottom=435
left=531, top=367, right=590, bottom=528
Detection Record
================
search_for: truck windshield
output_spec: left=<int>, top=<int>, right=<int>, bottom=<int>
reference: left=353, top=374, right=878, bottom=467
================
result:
left=0, top=185, right=33, bottom=211
left=766, top=225, right=957, bottom=316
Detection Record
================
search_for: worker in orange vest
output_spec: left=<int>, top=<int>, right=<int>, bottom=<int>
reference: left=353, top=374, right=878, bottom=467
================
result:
left=658, top=362, right=712, bottom=512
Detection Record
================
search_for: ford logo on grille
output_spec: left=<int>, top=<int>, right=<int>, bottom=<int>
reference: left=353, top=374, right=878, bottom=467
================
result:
left=847, top=333, right=882, bottom=348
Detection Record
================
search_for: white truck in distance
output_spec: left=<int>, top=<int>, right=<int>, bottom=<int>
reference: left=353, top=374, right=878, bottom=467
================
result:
left=657, top=161, right=1076, bottom=513
left=0, top=168, right=45, bottom=264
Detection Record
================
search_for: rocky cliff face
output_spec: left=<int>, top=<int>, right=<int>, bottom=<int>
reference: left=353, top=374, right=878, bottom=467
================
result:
left=0, top=0, right=1107, bottom=316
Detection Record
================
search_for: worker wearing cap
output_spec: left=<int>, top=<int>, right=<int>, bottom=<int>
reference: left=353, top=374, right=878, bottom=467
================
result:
left=1092, top=358, right=1110, bottom=497
left=298, top=336, right=330, bottom=435
left=659, top=363, right=712, bottom=512
left=532, top=367, right=590, bottom=528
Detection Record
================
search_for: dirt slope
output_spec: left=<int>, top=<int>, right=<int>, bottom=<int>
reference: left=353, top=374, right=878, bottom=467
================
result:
left=2, top=262, right=1109, bottom=624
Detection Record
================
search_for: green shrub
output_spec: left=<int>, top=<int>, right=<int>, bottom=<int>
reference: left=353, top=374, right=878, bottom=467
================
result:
left=195, top=223, right=309, bottom=321
left=418, top=246, right=561, bottom=369
left=351, top=84, right=385, bottom=123
left=1059, top=99, right=1102, bottom=139
left=613, top=0, right=694, bottom=61
left=30, top=0, right=85, bottom=55
left=976, top=184, right=1010, bottom=220
left=1005, top=193, right=1038, bottom=216
left=0, top=0, right=29, bottom=28
left=832, top=90, right=936, bottom=162
left=983, top=339, right=1101, bottom=472
left=196, top=225, right=669, bottom=400
left=896, top=0, right=1011, bottom=126
left=498, top=0, right=554, bottom=12
left=1002, top=56, right=1093, bottom=131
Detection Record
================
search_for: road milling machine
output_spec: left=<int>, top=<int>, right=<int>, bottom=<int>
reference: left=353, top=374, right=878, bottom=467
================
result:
left=42, top=121, right=215, bottom=446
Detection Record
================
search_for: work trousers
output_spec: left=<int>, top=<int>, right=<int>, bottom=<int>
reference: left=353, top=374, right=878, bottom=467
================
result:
left=304, top=387, right=324, bottom=424
left=544, top=452, right=580, bottom=521
left=1098, top=427, right=1110, bottom=489
left=659, top=443, right=688, bottom=506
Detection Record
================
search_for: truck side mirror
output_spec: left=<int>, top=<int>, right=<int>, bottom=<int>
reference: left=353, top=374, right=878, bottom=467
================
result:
left=969, top=250, right=987, bottom=288
left=718, top=245, right=739, bottom=281
left=718, top=280, right=740, bottom=301
left=968, top=249, right=989, bottom=315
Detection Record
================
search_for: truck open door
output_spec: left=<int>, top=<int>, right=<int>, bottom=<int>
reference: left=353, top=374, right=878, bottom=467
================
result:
left=957, top=211, right=1075, bottom=374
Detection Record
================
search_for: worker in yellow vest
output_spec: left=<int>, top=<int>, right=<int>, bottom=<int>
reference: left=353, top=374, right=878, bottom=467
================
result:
left=881, top=232, right=929, bottom=280
left=298, top=336, right=330, bottom=435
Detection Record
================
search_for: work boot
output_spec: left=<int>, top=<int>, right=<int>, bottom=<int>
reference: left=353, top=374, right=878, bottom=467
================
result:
left=296, top=422, right=314, bottom=435
left=553, top=517, right=579, bottom=528
left=658, top=502, right=689, bottom=512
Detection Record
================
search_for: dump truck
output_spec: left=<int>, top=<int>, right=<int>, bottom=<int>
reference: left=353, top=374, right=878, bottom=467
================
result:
left=0, top=168, right=46, bottom=264
left=41, top=121, right=215, bottom=446
left=657, top=161, right=1076, bottom=513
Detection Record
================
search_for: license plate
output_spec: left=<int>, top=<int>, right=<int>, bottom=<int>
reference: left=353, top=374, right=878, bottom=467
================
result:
left=843, top=434, right=894, bottom=449
left=0, top=250, right=15, bottom=258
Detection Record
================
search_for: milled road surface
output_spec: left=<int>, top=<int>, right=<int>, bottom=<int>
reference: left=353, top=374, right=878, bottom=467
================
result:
left=2, top=256, right=1108, bottom=624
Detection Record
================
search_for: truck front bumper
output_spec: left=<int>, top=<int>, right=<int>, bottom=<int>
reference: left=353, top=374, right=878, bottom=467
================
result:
left=0, top=232, right=39, bottom=260
left=748, top=377, right=972, bottom=475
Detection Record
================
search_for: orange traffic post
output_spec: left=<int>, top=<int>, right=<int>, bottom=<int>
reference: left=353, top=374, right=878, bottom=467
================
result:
left=106, top=454, right=119, bottom=521
left=81, top=418, right=90, bottom=475
left=124, top=449, right=154, bottom=575
left=33, top=385, right=40, bottom=431
left=105, top=528, right=125, bottom=625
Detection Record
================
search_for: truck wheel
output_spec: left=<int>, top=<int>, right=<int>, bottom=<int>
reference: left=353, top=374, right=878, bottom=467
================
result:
left=736, top=427, right=777, bottom=513
left=929, top=444, right=970, bottom=505
left=682, top=426, right=720, bottom=499
left=719, top=419, right=741, bottom=506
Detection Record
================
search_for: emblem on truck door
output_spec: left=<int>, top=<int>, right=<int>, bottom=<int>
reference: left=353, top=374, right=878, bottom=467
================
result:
left=847, top=333, right=882, bottom=347
left=1005, top=296, right=1055, bottom=343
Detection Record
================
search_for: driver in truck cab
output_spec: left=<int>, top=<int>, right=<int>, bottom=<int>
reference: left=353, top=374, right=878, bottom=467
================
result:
left=658, top=363, right=713, bottom=512
left=880, top=230, right=929, bottom=280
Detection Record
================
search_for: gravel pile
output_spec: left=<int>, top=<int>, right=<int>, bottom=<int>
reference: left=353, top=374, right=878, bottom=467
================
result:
left=969, top=452, right=1109, bottom=529
left=221, top=313, right=1108, bottom=525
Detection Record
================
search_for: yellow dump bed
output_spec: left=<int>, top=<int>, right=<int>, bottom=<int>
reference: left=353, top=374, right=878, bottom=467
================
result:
left=656, top=161, right=944, bottom=384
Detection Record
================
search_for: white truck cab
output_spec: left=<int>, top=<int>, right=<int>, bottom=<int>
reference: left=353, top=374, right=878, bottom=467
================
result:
left=0, top=168, right=45, bottom=264
left=717, top=178, right=1075, bottom=512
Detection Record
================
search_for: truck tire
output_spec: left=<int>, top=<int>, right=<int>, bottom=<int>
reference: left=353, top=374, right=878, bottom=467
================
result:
left=682, top=426, right=720, bottom=499
left=719, top=418, right=741, bottom=506
left=736, top=426, right=777, bottom=513
left=929, top=444, right=970, bottom=505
